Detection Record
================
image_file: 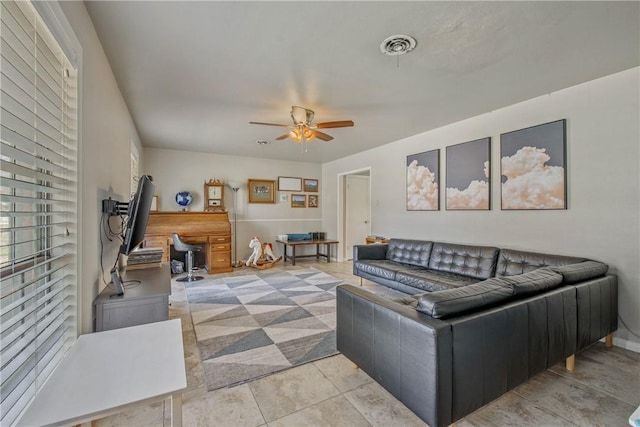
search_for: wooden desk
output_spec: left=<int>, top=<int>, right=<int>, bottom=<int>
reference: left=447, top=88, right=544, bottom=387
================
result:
left=365, top=237, right=390, bottom=244
left=17, top=319, right=187, bottom=427
left=94, top=263, right=171, bottom=332
left=276, top=239, right=339, bottom=266
left=144, top=211, right=232, bottom=274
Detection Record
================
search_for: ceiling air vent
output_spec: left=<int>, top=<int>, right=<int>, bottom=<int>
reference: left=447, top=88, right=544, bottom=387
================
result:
left=380, top=34, right=417, bottom=56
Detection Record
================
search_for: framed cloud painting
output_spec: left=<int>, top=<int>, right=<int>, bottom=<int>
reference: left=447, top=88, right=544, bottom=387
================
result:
left=500, top=119, right=567, bottom=210
left=407, top=149, right=440, bottom=211
left=446, top=137, right=491, bottom=210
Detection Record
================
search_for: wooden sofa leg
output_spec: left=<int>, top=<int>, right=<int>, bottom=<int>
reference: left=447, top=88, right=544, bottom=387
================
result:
left=605, top=333, right=613, bottom=348
left=566, top=355, right=575, bottom=372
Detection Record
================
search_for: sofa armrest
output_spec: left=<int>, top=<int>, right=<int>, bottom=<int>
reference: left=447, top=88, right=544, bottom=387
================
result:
left=337, top=285, right=452, bottom=427
left=353, top=243, right=388, bottom=261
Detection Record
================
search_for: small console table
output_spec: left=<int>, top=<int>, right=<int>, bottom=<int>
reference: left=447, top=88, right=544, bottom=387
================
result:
left=17, top=319, right=187, bottom=427
left=276, top=239, right=339, bottom=266
left=94, top=263, right=170, bottom=332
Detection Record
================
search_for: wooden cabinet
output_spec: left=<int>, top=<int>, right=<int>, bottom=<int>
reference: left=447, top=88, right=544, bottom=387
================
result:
left=143, top=211, right=232, bottom=274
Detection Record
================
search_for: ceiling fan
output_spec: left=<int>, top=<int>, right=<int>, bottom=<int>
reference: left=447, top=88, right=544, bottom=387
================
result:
left=250, top=106, right=354, bottom=142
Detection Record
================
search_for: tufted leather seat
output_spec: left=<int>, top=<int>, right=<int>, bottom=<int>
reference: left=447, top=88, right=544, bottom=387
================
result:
left=428, top=242, right=499, bottom=279
left=386, top=239, right=433, bottom=268
left=355, top=260, right=409, bottom=280
left=396, top=268, right=479, bottom=292
left=495, top=248, right=586, bottom=277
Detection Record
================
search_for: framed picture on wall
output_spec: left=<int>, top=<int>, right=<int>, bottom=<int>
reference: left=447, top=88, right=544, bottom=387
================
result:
left=407, top=149, right=440, bottom=211
left=248, top=179, right=276, bottom=203
left=446, top=137, right=491, bottom=210
left=303, top=178, right=319, bottom=192
left=278, top=176, right=302, bottom=191
left=291, top=194, right=306, bottom=208
left=308, top=194, right=318, bottom=208
left=500, top=119, right=567, bottom=210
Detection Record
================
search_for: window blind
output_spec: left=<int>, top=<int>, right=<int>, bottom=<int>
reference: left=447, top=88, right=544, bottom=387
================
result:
left=0, top=1, right=78, bottom=425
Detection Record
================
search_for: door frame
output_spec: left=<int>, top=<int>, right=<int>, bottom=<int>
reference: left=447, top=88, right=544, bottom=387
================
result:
left=337, top=167, right=371, bottom=262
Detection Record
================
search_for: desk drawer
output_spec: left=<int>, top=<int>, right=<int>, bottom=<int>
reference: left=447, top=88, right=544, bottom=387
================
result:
left=211, top=253, right=231, bottom=268
left=209, top=235, right=230, bottom=244
left=211, top=243, right=231, bottom=252
left=182, top=236, right=209, bottom=244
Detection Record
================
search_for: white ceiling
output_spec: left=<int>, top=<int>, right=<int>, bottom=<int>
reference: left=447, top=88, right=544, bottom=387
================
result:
left=84, top=1, right=639, bottom=163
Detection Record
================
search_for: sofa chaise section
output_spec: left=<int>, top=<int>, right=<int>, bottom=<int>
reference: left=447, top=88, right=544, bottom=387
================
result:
left=337, top=269, right=617, bottom=427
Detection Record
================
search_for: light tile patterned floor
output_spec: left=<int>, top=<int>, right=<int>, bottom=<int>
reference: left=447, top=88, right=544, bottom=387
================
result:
left=95, top=260, right=640, bottom=427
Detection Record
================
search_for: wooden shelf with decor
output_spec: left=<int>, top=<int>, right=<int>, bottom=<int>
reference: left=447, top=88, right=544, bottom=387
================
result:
left=143, top=211, right=232, bottom=274
left=365, top=237, right=390, bottom=245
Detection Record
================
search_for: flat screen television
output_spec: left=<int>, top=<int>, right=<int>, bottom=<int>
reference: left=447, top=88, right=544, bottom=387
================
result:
left=120, top=175, right=155, bottom=255
left=111, top=175, right=155, bottom=296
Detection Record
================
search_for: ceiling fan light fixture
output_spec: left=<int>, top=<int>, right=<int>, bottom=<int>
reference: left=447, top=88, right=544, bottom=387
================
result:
left=380, top=34, right=416, bottom=56
left=289, top=128, right=302, bottom=142
left=291, top=106, right=313, bottom=125
left=303, top=128, right=315, bottom=141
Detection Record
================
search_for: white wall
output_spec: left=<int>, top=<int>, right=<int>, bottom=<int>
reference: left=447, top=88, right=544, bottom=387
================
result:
left=143, top=148, right=322, bottom=261
left=59, top=2, right=144, bottom=334
left=322, top=68, right=640, bottom=350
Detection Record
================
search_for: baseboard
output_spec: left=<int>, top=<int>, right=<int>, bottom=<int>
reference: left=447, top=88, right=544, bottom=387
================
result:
left=606, top=336, right=640, bottom=353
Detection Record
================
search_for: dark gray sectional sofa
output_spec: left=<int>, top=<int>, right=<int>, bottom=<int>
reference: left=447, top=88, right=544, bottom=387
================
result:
left=337, top=238, right=618, bottom=427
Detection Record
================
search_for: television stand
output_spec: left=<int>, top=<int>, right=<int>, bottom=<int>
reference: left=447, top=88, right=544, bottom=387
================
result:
left=94, top=263, right=171, bottom=332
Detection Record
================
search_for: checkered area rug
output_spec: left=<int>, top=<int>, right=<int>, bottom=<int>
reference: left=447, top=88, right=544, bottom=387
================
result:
left=184, top=267, right=342, bottom=390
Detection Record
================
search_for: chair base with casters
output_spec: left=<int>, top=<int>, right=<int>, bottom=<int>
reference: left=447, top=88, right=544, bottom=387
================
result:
left=172, top=233, right=204, bottom=282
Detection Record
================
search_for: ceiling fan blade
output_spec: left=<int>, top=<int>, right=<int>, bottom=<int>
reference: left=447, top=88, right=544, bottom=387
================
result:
left=275, top=132, right=291, bottom=140
left=311, top=130, right=334, bottom=141
left=315, top=120, right=354, bottom=129
left=249, top=121, right=290, bottom=127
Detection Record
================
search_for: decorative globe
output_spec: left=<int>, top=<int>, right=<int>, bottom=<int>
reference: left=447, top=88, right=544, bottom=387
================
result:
left=175, top=191, right=193, bottom=208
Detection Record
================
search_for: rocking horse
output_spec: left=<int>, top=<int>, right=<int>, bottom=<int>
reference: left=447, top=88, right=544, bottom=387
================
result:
left=244, top=236, right=282, bottom=270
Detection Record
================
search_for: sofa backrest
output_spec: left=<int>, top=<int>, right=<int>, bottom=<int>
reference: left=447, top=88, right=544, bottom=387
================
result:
left=496, top=248, right=586, bottom=277
left=416, top=268, right=564, bottom=319
left=386, top=239, right=433, bottom=268
left=428, top=242, right=499, bottom=279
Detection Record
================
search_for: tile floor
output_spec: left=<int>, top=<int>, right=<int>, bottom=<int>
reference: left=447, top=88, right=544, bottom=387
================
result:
left=95, top=260, right=640, bottom=427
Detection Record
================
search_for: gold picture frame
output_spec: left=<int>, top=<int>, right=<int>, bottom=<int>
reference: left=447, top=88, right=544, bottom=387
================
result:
left=303, top=178, right=319, bottom=192
left=291, top=194, right=306, bottom=208
left=308, top=194, right=318, bottom=208
left=248, top=179, right=276, bottom=203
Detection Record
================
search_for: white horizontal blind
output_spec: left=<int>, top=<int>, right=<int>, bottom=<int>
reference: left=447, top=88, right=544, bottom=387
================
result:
left=0, top=1, right=78, bottom=425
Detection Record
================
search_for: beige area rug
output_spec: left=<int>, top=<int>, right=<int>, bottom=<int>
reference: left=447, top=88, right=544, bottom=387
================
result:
left=184, top=267, right=341, bottom=390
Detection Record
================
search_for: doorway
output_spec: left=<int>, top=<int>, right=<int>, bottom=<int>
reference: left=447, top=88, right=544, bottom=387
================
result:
left=337, top=168, right=371, bottom=261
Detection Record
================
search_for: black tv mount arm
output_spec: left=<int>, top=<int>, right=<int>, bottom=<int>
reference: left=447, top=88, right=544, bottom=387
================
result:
left=101, top=197, right=130, bottom=216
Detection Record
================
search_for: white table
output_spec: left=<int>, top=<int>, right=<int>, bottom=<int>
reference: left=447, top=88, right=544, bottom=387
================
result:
left=18, top=319, right=187, bottom=427
left=630, top=405, right=640, bottom=426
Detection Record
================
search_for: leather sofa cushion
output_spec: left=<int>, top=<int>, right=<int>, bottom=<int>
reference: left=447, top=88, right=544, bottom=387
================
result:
left=396, top=269, right=479, bottom=292
left=416, top=281, right=512, bottom=319
left=392, top=293, right=425, bottom=308
left=354, top=260, right=422, bottom=281
left=386, top=239, right=433, bottom=268
left=549, top=260, right=608, bottom=285
left=415, top=268, right=564, bottom=319
left=493, top=267, right=563, bottom=297
left=428, top=242, right=499, bottom=279
left=496, top=248, right=586, bottom=277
